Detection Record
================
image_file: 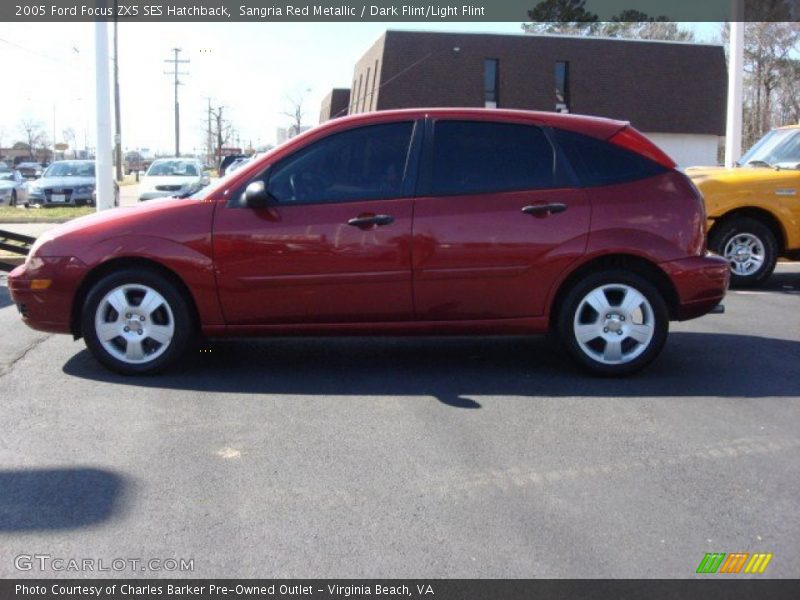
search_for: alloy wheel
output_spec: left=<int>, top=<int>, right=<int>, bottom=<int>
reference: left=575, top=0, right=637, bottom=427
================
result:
left=93, top=284, right=175, bottom=364
left=572, top=284, right=656, bottom=365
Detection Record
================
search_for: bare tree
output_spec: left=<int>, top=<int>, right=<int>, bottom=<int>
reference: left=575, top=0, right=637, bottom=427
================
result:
left=18, top=118, right=48, bottom=159
left=720, top=22, right=800, bottom=149
left=211, top=106, right=233, bottom=160
left=282, top=92, right=307, bottom=137
left=62, top=128, right=78, bottom=158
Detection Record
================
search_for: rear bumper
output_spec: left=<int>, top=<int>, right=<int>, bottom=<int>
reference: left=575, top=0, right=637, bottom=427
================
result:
left=660, top=254, right=730, bottom=321
left=7, top=256, right=87, bottom=335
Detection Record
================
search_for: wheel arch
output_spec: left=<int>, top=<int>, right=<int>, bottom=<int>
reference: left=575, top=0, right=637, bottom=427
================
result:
left=708, top=207, right=786, bottom=254
left=70, top=257, right=200, bottom=339
left=548, top=254, right=681, bottom=327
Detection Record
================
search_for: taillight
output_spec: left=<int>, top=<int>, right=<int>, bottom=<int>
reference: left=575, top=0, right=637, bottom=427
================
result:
left=609, top=126, right=677, bottom=169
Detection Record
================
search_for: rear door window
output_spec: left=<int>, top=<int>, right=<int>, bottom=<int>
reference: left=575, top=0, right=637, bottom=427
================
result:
left=429, top=121, right=559, bottom=196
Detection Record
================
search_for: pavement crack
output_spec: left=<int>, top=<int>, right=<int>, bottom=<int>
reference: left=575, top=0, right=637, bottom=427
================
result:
left=0, top=334, right=52, bottom=378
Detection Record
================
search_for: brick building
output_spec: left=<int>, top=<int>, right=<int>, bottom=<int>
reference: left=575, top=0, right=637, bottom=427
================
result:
left=322, top=31, right=728, bottom=167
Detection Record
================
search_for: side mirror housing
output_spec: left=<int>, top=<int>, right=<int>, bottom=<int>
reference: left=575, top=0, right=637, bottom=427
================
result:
left=244, top=181, right=271, bottom=209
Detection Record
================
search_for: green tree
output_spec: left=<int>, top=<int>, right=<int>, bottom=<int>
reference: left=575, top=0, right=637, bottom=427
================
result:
left=523, top=2, right=694, bottom=41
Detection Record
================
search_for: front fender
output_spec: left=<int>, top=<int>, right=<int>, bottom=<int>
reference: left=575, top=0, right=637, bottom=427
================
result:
left=76, top=234, right=225, bottom=327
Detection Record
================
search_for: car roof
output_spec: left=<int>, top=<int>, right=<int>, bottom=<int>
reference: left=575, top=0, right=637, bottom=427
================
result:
left=321, top=108, right=629, bottom=140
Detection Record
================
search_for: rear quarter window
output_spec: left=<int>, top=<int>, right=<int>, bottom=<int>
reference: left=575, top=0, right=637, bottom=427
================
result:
left=553, top=128, right=667, bottom=187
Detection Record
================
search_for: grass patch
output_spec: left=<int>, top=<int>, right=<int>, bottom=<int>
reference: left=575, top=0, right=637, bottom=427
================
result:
left=117, top=174, right=139, bottom=187
left=0, top=206, right=95, bottom=223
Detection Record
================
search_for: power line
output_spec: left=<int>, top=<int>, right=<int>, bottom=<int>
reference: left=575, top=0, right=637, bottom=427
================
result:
left=163, top=47, right=189, bottom=157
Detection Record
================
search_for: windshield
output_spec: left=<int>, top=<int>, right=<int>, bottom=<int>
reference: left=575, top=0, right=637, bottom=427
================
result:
left=44, top=162, right=95, bottom=178
left=146, top=160, right=199, bottom=176
left=739, top=129, right=800, bottom=167
left=0, top=171, right=14, bottom=181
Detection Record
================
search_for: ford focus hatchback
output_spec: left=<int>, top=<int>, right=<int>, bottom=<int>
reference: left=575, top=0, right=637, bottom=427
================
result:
left=9, top=109, right=728, bottom=376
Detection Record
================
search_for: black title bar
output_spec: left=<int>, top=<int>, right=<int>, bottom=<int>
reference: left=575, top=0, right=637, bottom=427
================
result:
left=4, top=0, right=799, bottom=22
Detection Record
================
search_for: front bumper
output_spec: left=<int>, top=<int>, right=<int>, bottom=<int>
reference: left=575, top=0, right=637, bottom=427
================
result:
left=660, top=254, right=730, bottom=321
left=28, top=190, right=94, bottom=206
left=8, top=256, right=87, bottom=334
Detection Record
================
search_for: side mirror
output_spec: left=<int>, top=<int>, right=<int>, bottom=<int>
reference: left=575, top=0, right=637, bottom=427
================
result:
left=244, top=181, right=271, bottom=209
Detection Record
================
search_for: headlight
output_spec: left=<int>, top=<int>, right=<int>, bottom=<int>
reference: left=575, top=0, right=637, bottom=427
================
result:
left=75, top=185, right=95, bottom=194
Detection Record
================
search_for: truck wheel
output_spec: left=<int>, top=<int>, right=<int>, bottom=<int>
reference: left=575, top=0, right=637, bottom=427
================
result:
left=710, top=217, right=777, bottom=287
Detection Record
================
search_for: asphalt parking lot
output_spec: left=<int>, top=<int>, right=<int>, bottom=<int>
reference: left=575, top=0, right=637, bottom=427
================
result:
left=0, top=259, right=798, bottom=579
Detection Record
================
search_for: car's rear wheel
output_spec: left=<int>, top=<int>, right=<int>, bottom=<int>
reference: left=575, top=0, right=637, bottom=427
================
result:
left=557, top=270, right=669, bottom=376
left=82, top=269, right=193, bottom=374
left=710, top=217, right=777, bottom=287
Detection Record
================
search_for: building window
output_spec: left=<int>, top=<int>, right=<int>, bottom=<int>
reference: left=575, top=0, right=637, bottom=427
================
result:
left=484, top=58, right=499, bottom=108
left=555, top=61, right=570, bottom=113
left=364, top=67, right=371, bottom=112
left=370, top=59, right=379, bottom=111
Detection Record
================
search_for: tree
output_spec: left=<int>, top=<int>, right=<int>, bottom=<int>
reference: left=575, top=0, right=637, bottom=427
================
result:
left=522, top=2, right=695, bottom=41
left=721, top=21, right=800, bottom=148
left=62, top=127, right=78, bottom=158
left=210, top=106, right=232, bottom=158
left=524, top=0, right=597, bottom=35
left=18, top=118, right=47, bottom=159
left=281, top=92, right=308, bottom=137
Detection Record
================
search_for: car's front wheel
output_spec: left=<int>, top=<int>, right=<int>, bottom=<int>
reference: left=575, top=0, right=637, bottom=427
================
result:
left=82, top=269, right=193, bottom=374
left=557, top=270, right=669, bottom=376
left=709, top=217, right=778, bottom=287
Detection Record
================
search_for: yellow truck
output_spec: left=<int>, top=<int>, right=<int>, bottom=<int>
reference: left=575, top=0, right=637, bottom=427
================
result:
left=687, top=125, right=800, bottom=286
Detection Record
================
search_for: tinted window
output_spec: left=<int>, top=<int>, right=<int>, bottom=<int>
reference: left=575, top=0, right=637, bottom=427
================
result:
left=268, top=122, right=413, bottom=204
left=554, top=128, right=666, bottom=187
left=431, top=121, right=557, bottom=196
left=484, top=59, right=499, bottom=106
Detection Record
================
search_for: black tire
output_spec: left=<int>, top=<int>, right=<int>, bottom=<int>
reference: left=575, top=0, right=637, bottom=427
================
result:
left=10, top=191, right=16, bottom=207
left=709, top=217, right=778, bottom=288
left=556, top=269, right=669, bottom=376
left=81, top=268, right=194, bottom=375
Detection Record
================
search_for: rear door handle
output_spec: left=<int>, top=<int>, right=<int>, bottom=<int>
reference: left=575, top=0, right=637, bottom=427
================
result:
left=347, top=214, right=395, bottom=228
left=522, top=203, right=568, bottom=217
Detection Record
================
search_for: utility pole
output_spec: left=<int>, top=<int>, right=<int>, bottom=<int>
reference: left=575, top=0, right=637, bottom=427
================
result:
left=94, top=18, right=114, bottom=211
left=205, top=97, right=213, bottom=167
left=113, top=2, right=122, bottom=180
left=164, top=48, right=189, bottom=157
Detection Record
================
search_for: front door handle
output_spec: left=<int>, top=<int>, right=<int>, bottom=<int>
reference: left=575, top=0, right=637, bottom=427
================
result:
left=347, top=214, right=395, bottom=228
left=522, top=203, right=568, bottom=217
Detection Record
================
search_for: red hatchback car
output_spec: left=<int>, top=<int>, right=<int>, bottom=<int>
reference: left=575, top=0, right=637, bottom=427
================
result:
left=9, top=109, right=728, bottom=376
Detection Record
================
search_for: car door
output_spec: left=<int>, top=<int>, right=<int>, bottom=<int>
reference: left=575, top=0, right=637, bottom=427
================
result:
left=212, top=120, right=420, bottom=326
left=412, top=118, right=591, bottom=320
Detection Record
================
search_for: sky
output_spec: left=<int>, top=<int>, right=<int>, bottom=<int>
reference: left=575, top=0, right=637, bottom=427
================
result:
left=0, top=21, right=721, bottom=157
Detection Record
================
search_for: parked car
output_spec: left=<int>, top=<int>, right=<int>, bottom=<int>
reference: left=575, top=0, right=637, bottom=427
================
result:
left=218, top=154, right=248, bottom=177
left=16, top=161, right=44, bottom=180
left=138, top=158, right=208, bottom=201
left=26, top=160, right=118, bottom=207
left=687, top=124, right=800, bottom=286
left=0, top=169, right=29, bottom=206
left=9, top=109, right=728, bottom=376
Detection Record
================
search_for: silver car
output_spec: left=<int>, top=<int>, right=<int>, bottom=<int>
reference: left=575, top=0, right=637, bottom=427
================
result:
left=27, top=160, right=118, bottom=207
left=0, top=169, right=29, bottom=206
